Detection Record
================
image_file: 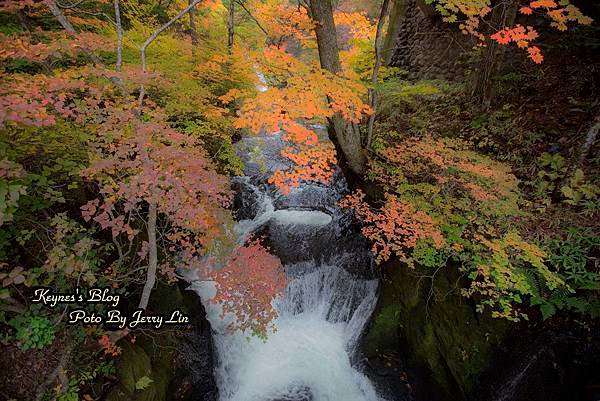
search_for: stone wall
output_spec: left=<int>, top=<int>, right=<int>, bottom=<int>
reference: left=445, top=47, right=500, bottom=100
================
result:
left=387, top=0, right=473, bottom=81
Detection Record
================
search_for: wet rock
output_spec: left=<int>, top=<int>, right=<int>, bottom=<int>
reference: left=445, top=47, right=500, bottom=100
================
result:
left=106, top=339, right=171, bottom=401
left=267, top=385, right=314, bottom=401
left=362, top=262, right=507, bottom=401
left=232, top=178, right=261, bottom=221
left=105, top=284, right=218, bottom=401
left=474, top=327, right=600, bottom=401
left=170, top=286, right=218, bottom=401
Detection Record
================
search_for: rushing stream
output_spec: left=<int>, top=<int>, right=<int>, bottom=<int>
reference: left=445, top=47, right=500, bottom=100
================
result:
left=188, top=72, right=383, bottom=400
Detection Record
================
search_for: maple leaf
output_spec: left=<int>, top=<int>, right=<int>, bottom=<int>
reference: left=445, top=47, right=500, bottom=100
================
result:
left=205, top=240, right=286, bottom=334
left=519, top=6, right=533, bottom=15
left=527, top=46, right=544, bottom=63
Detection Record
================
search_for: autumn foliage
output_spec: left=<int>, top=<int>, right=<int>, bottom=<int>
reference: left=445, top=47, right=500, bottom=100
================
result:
left=231, top=45, right=370, bottom=193
left=427, top=0, right=592, bottom=63
left=81, top=105, right=232, bottom=268
left=339, top=135, right=573, bottom=320
left=340, top=190, right=444, bottom=263
left=204, top=240, right=286, bottom=334
left=0, top=3, right=597, bottom=399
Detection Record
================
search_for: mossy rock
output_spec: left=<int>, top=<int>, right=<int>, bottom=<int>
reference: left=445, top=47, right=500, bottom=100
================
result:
left=150, top=282, right=186, bottom=315
left=106, top=283, right=193, bottom=401
left=106, top=340, right=170, bottom=401
left=364, top=262, right=509, bottom=400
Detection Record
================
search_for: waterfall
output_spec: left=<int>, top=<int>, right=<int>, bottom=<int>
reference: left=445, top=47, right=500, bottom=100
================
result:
left=189, top=179, right=383, bottom=400
left=191, top=257, right=380, bottom=401
left=188, top=72, right=383, bottom=401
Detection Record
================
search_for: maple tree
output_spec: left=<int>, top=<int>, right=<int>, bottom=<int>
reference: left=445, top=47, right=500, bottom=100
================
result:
left=0, top=0, right=288, bottom=344
left=426, top=0, right=592, bottom=63
left=339, top=135, right=578, bottom=321
left=242, top=0, right=314, bottom=44
left=340, top=190, right=445, bottom=264
left=203, top=240, right=286, bottom=334
left=80, top=105, right=232, bottom=309
left=227, top=43, right=370, bottom=192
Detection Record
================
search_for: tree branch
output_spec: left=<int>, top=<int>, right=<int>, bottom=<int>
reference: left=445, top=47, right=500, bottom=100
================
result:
left=138, top=0, right=203, bottom=107
left=114, top=0, right=123, bottom=73
left=55, top=0, right=88, bottom=9
left=46, top=0, right=124, bottom=89
left=234, top=0, right=270, bottom=38
left=47, top=0, right=105, bottom=66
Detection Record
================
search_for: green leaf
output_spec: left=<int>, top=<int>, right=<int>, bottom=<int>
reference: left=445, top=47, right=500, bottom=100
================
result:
left=540, top=302, right=556, bottom=320
left=561, top=186, right=576, bottom=200
left=135, top=376, right=153, bottom=391
left=571, top=169, right=584, bottom=185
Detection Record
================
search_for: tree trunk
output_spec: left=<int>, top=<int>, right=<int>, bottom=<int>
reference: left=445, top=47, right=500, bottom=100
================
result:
left=471, top=0, right=518, bottom=108
left=138, top=201, right=158, bottom=310
left=227, top=0, right=235, bottom=49
left=47, top=0, right=106, bottom=68
left=415, top=0, right=437, bottom=19
left=47, top=0, right=124, bottom=89
left=381, top=0, right=408, bottom=65
left=189, top=0, right=199, bottom=57
left=308, top=0, right=366, bottom=175
left=562, top=116, right=600, bottom=187
left=366, top=0, right=392, bottom=149
left=577, top=117, right=600, bottom=166
left=114, top=0, right=123, bottom=72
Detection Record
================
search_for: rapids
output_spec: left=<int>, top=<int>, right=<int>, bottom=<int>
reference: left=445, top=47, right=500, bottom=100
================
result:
left=189, top=75, right=383, bottom=401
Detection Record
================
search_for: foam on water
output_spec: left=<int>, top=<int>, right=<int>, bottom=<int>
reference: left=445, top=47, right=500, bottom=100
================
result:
left=189, top=70, right=383, bottom=401
left=191, top=262, right=381, bottom=401
left=233, top=183, right=333, bottom=242
left=272, top=209, right=332, bottom=226
left=189, top=175, right=383, bottom=401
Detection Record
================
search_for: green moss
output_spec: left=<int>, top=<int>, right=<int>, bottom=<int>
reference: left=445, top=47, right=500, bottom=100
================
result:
left=106, top=284, right=190, bottom=401
left=364, top=262, right=508, bottom=400
left=106, top=341, right=169, bottom=401
left=364, top=304, right=402, bottom=355
left=150, top=283, right=186, bottom=315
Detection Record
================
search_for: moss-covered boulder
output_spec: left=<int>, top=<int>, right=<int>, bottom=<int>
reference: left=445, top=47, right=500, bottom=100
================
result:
left=106, top=339, right=171, bottom=401
left=364, top=262, right=508, bottom=400
left=106, top=283, right=216, bottom=401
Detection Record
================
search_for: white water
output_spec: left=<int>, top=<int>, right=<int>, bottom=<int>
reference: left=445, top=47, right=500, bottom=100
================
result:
left=234, top=186, right=333, bottom=243
left=189, top=69, right=383, bottom=401
left=272, top=209, right=332, bottom=227
left=190, top=185, right=384, bottom=401
left=192, top=260, right=380, bottom=401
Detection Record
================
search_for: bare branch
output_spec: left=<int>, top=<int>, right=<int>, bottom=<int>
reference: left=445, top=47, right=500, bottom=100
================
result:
left=46, top=0, right=124, bottom=90
left=235, top=0, right=270, bottom=38
left=56, top=0, right=87, bottom=9
left=138, top=0, right=203, bottom=107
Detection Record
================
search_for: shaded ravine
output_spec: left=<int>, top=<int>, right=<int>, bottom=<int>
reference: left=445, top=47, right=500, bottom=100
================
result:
left=188, top=120, right=390, bottom=401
